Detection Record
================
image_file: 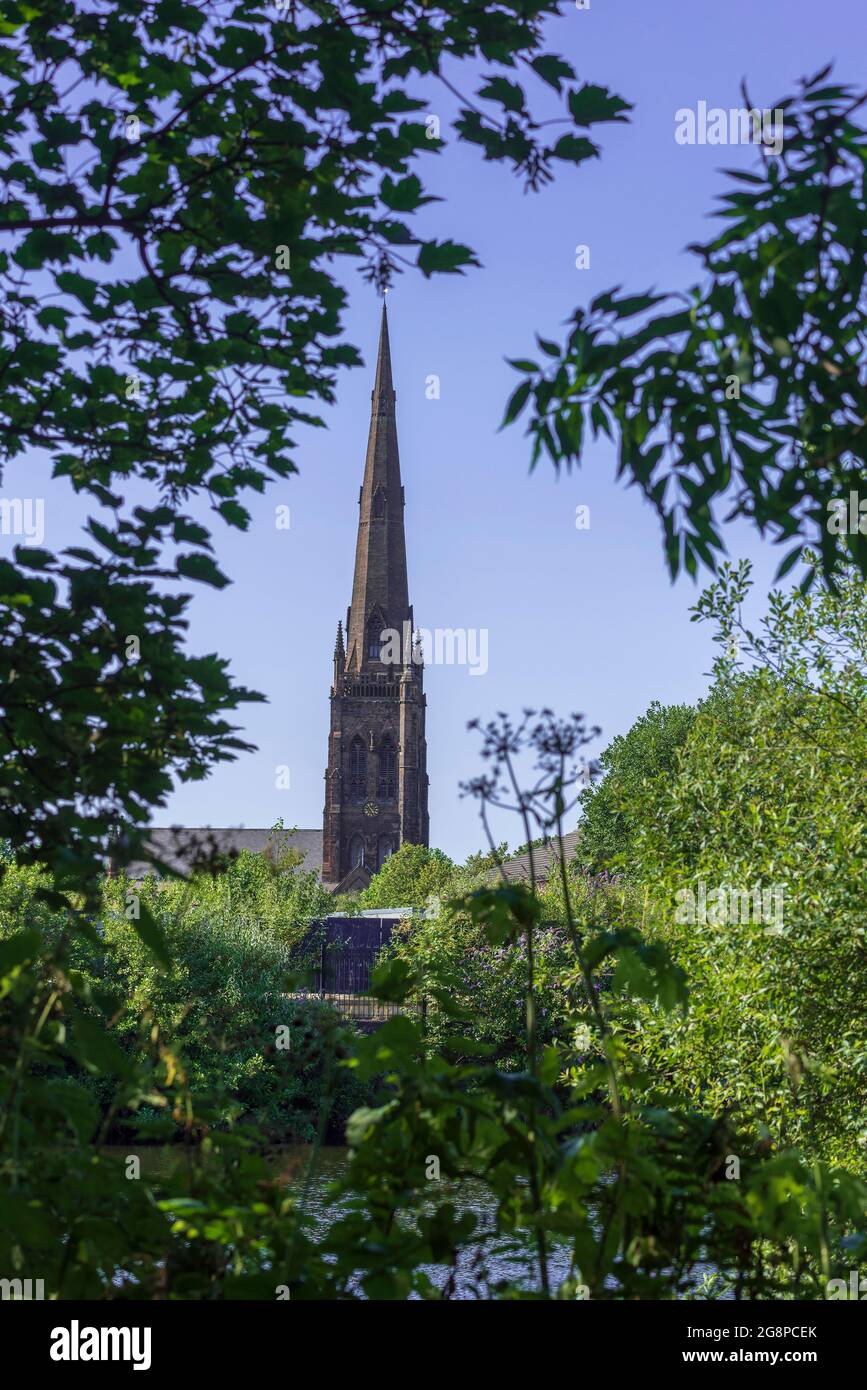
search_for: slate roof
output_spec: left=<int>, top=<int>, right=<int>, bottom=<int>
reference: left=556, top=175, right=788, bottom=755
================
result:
left=122, top=825, right=580, bottom=889
left=496, top=828, right=582, bottom=885
left=125, top=827, right=323, bottom=880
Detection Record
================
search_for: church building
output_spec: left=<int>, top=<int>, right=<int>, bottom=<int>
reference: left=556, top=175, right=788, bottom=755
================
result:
left=321, top=303, right=429, bottom=891
left=128, top=306, right=429, bottom=890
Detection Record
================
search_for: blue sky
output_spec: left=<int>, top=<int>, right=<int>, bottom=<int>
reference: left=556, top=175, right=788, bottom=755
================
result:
left=6, top=1, right=860, bottom=862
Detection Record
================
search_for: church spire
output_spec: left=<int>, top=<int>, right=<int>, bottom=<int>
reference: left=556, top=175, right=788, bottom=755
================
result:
left=321, top=301, right=429, bottom=890
left=344, top=301, right=410, bottom=673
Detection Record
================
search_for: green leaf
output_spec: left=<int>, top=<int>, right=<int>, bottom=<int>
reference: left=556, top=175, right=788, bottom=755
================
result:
left=176, top=554, right=230, bottom=588
left=417, top=240, right=477, bottom=277
left=217, top=500, right=250, bottom=530
left=552, top=134, right=599, bottom=163
left=131, top=903, right=172, bottom=969
left=530, top=55, right=576, bottom=92
left=370, top=956, right=417, bottom=1003
left=501, top=379, right=532, bottom=427
left=568, top=84, right=632, bottom=126
left=379, top=174, right=432, bottom=212
left=0, top=930, right=42, bottom=978
left=478, top=77, right=526, bottom=113
left=67, top=1009, right=130, bottom=1078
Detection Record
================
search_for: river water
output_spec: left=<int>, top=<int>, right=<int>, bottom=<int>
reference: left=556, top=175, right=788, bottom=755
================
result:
left=110, top=1144, right=578, bottom=1298
left=112, top=1144, right=723, bottom=1298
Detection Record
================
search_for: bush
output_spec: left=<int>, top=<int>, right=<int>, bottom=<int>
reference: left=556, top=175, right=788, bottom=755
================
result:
left=620, top=563, right=867, bottom=1168
left=0, top=857, right=374, bottom=1143
left=576, top=700, right=695, bottom=872
left=357, top=843, right=457, bottom=911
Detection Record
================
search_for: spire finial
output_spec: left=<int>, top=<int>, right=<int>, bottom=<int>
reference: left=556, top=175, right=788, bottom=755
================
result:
left=371, top=296, right=395, bottom=410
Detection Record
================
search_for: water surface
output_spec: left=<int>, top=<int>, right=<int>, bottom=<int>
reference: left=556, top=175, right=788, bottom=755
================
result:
left=108, top=1143, right=574, bottom=1297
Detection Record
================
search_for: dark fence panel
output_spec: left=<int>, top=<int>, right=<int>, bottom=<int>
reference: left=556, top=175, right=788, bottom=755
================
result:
left=320, top=916, right=395, bottom=951
left=291, top=916, right=408, bottom=1023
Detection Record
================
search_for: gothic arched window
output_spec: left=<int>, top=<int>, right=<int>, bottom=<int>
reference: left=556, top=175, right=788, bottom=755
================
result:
left=349, top=737, right=366, bottom=803
left=350, top=835, right=365, bottom=868
left=378, top=737, right=397, bottom=802
left=367, top=620, right=382, bottom=661
left=377, top=836, right=394, bottom=870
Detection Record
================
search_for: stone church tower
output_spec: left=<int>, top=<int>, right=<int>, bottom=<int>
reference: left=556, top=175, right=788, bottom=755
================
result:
left=321, top=304, right=429, bottom=891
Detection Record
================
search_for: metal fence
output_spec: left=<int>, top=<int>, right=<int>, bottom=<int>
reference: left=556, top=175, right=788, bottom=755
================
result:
left=291, top=916, right=413, bottom=1024
left=311, top=939, right=402, bottom=1021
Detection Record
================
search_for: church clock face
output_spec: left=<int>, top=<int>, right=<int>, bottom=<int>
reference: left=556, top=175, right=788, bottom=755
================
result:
left=363, top=801, right=379, bottom=818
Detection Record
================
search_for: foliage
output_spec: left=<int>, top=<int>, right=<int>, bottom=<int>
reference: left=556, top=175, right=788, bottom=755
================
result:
left=180, top=836, right=335, bottom=936
left=386, top=845, right=623, bottom=1073
left=333, top=1011, right=867, bottom=1299
left=576, top=700, right=695, bottom=872
left=357, top=842, right=456, bottom=911
left=324, top=712, right=867, bottom=1299
left=0, top=856, right=364, bottom=1143
left=0, top=897, right=350, bottom=1299
left=1, top=6, right=865, bottom=1299
left=0, top=0, right=627, bottom=894
left=2, top=707, right=866, bottom=1297
left=393, top=910, right=573, bottom=1072
left=504, top=70, right=867, bottom=584
left=621, top=560, right=867, bottom=1167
